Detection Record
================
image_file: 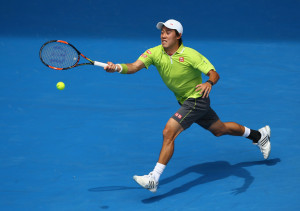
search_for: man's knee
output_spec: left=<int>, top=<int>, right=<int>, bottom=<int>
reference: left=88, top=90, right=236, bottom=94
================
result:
left=163, top=126, right=175, bottom=140
left=211, top=129, right=225, bottom=137
left=209, top=120, right=227, bottom=137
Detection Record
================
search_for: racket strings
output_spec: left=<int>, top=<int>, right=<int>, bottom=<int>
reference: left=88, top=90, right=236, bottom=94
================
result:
left=40, top=42, right=79, bottom=68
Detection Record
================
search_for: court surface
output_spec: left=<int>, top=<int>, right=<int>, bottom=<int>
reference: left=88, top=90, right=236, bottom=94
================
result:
left=0, top=36, right=299, bottom=210
left=1, top=2, right=300, bottom=211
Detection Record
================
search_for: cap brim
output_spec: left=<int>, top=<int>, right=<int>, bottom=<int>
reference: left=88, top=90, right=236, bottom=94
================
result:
left=156, top=22, right=164, bottom=30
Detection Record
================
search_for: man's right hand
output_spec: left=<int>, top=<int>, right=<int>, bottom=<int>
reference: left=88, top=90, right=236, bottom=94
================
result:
left=104, top=62, right=119, bottom=73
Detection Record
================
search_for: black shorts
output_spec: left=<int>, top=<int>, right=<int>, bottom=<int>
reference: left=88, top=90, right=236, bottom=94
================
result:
left=171, top=97, right=219, bottom=130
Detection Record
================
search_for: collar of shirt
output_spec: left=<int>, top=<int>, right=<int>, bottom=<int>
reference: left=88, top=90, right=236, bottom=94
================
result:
left=161, top=44, right=185, bottom=55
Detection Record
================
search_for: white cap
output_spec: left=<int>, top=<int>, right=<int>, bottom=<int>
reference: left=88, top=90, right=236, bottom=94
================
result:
left=156, top=19, right=183, bottom=35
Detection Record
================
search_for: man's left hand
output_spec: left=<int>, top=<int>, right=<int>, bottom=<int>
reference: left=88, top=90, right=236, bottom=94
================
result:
left=195, top=82, right=212, bottom=98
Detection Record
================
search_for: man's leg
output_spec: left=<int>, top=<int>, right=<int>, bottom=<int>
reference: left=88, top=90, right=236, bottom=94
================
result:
left=158, top=118, right=184, bottom=165
left=207, top=120, right=245, bottom=137
left=207, top=120, right=271, bottom=159
left=133, top=118, right=184, bottom=192
left=207, top=120, right=262, bottom=141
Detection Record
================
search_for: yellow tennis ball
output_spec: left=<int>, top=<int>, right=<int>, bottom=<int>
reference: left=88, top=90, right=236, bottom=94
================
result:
left=56, top=82, right=65, bottom=90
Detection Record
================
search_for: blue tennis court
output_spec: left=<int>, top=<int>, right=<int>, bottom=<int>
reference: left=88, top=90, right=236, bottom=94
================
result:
left=1, top=1, right=300, bottom=210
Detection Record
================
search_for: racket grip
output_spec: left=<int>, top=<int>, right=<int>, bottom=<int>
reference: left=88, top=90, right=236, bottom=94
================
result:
left=93, top=61, right=108, bottom=68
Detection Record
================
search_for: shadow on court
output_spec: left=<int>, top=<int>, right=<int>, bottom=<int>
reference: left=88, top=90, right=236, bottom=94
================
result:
left=89, top=186, right=141, bottom=192
left=142, top=158, right=281, bottom=203
left=87, top=158, right=280, bottom=201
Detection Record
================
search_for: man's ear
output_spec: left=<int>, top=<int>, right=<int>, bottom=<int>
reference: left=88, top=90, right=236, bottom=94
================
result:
left=177, top=33, right=182, bottom=39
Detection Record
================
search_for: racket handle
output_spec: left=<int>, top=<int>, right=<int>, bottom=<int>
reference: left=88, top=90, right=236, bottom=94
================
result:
left=94, top=61, right=119, bottom=72
left=93, top=61, right=108, bottom=68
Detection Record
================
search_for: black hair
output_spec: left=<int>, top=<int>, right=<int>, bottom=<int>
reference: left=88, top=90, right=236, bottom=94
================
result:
left=175, top=30, right=183, bottom=45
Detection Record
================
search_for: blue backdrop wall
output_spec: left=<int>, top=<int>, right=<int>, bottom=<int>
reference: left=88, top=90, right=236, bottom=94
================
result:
left=1, top=0, right=299, bottom=41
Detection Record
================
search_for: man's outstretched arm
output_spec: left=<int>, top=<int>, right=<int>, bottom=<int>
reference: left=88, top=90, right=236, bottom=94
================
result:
left=104, top=60, right=146, bottom=74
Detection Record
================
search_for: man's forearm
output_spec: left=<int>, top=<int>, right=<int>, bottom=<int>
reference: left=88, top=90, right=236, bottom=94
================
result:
left=207, top=70, right=220, bottom=85
left=118, top=60, right=146, bottom=74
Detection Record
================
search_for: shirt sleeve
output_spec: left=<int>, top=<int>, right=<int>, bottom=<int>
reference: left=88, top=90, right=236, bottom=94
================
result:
left=138, top=49, right=154, bottom=69
left=193, top=52, right=215, bottom=75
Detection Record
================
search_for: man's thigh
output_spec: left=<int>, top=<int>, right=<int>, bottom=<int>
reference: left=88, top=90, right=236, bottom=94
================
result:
left=164, top=118, right=184, bottom=137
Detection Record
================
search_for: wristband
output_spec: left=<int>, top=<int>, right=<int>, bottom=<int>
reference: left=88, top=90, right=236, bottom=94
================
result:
left=116, top=64, right=123, bottom=73
left=119, top=64, right=128, bottom=74
left=206, top=80, right=214, bottom=86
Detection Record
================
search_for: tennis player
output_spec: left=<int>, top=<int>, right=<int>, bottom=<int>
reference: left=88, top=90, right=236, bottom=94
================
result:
left=104, top=19, right=271, bottom=193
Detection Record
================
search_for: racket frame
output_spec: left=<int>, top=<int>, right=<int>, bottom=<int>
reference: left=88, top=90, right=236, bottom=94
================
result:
left=39, top=40, right=107, bottom=70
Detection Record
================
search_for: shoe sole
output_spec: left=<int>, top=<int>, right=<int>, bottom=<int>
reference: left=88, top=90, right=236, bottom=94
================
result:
left=264, top=125, right=271, bottom=159
left=265, top=125, right=271, bottom=138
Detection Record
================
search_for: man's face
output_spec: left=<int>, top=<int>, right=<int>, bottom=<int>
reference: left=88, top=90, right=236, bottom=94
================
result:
left=160, top=26, right=181, bottom=50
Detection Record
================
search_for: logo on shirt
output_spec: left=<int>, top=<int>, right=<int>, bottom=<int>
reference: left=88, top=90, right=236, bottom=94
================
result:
left=175, top=112, right=182, bottom=119
left=179, top=57, right=184, bottom=62
left=141, top=53, right=148, bottom=58
left=146, top=50, right=152, bottom=54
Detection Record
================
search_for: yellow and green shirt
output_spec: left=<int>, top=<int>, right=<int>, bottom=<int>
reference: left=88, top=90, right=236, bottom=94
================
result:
left=138, top=44, right=215, bottom=104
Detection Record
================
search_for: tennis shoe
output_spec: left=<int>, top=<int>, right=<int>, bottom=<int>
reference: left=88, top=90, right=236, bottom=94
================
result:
left=256, top=125, right=271, bottom=159
left=133, top=172, right=158, bottom=193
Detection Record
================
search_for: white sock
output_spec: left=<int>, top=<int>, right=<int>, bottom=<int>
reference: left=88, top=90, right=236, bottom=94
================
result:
left=242, top=126, right=251, bottom=138
left=152, top=162, right=166, bottom=183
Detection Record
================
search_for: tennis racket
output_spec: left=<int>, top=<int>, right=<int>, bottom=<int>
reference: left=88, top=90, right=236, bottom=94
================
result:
left=39, top=40, right=112, bottom=70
